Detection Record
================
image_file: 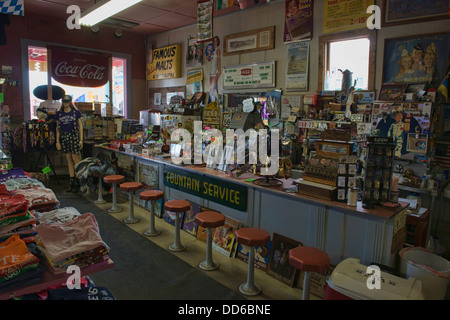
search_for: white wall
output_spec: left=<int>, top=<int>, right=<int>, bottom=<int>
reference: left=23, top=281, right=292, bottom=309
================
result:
left=145, top=0, right=449, bottom=99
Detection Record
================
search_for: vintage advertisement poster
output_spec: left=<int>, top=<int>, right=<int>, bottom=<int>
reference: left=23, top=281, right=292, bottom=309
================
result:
left=285, top=41, right=310, bottom=91
left=284, top=0, right=313, bottom=43
left=323, top=0, right=374, bottom=34
left=186, top=69, right=203, bottom=100
left=197, top=0, right=214, bottom=43
left=223, top=61, right=275, bottom=90
left=147, top=45, right=181, bottom=80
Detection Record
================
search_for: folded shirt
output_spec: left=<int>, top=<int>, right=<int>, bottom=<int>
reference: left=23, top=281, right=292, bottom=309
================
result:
left=34, top=207, right=81, bottom=224
left=35, top=213, right=104, bottom=263
left=2, top=177, right=45, bottom=192
left=0, top=195, right=29, bottom=219
left=0, top=234, right=40, bottom=281
left=9, top=187, right=59, bottom=209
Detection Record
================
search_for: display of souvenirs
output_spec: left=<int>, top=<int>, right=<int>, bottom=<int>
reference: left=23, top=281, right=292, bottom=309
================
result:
left=371, top=102, right=431, bottom=160
left=336, top=155, right=357, bottom=203
left=297, top=129, right=353, bottom=200
left=0, top=105, right=11, bottom=156
left=363, top=136, right=395, bottom=206
left=203, top=101, right=221, bottom=130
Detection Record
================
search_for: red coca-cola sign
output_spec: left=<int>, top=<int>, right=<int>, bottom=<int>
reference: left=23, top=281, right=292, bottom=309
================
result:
left=50, top=46, right=111, bottom=88
left=241, top=68, right=252, bottom=76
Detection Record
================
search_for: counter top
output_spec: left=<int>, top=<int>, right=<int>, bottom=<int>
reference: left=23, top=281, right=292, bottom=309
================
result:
left=95, top=146, right=408, bottom=220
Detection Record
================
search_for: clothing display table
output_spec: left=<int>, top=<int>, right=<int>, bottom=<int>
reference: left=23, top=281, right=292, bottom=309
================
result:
left=0, top=258, right=114, bottom=300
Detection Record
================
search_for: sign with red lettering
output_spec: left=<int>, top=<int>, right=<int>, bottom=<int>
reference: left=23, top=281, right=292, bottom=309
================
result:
left=49, top=46, right=111, bottom=87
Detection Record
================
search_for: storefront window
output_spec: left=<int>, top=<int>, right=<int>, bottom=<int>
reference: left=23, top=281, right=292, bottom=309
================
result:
left=28, top=46, right=126, bottom=119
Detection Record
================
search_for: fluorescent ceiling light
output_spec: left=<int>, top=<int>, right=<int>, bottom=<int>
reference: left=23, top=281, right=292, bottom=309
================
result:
left=80, top=0, right=142, bottom=27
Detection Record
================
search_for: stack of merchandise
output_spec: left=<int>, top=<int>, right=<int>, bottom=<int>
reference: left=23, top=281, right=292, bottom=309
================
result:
left=0, top=190, right=37, bottom=244
left=34, top=207, right=81, bottom=224
left=0, top=234, right=45, bottom=294
left=0, top=167, right=59, bottom=212
left=35, top=213, right=110, bottom=274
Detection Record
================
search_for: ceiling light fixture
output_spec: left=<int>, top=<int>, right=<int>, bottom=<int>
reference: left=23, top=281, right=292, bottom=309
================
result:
left=79, top=0, right=143, bottom=27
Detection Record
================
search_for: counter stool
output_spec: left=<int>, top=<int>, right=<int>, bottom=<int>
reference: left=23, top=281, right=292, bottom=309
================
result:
left=103, top=175, right=125, bottom=213
left=120, top=182, right=143, bottom=224
left=195, top=211, right=225, bottom=271
left=289, top=246, right=330, bottom=300
left=140, top=190, right=164, bottom=237
left=93, top=173, right=106, bottom=204
left=235, top=227, right=271, bottom=296
left=164, top=200, right=190, bottom=252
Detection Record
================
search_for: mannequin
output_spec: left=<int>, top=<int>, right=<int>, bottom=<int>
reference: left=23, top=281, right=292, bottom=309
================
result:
left=36, top=107, right=48, bottom=122
left=55, top=95, right=83, bottom=192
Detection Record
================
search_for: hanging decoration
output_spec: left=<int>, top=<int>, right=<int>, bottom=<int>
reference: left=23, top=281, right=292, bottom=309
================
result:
left=284, top=0, right=313, bottom=43
left=197, top=0, right=214, bottom=43
left=0, top=0, right=24, bottom=16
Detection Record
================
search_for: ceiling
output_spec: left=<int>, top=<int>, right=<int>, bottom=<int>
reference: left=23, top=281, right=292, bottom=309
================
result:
left=23, top=0, right=264, bottom=36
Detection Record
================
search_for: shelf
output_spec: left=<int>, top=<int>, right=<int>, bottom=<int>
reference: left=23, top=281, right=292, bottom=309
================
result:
left=398, top=184, right=430, bottom=195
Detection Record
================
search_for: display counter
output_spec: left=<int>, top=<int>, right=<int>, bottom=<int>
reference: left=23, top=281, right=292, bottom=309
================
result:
left=93, top=146, right=408, bottom=268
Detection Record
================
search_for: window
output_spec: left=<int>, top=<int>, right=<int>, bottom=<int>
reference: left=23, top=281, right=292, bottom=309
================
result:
left=319, top=29, right=376, bottom=91
left=28, top=46, right=126, bottom=119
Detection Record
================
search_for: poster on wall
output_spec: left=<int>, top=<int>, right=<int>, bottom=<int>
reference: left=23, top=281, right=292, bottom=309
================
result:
left=186, top=69, right=203, bottom=100
left=223, top=61, right=275, bottom=90
left=147, top=45, right=181, bottom=80
left=285, top=41, right=309, bottom=91
left=205, top=36, right=222, bottom=103
left=322, top=0, right=374, bottom=34
left=197, top=0, right=214, bottom=43
left=372, top=102, right=431, bottom=159
left=382, top=33, right=450, bottom=86
left=382, top=0, right=449, bottom=26
left=186, top=36, right=203, bottom=68
left=284, top=0, right=313, bottom=43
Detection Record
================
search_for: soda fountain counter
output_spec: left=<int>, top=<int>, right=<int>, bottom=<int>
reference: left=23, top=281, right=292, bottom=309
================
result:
left=93, top=145, right=409, bottom=269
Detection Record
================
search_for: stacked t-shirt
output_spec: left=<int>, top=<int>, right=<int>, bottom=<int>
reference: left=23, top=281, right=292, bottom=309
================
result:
left=35, top=213, right=110, bottom=274
left=34, top=207, right=81, bottom=224
left=0, top=167, right=59, bottom=212
left=0, top=234, right=41, bottom=284
left=0, top=193, right=37, bottom=244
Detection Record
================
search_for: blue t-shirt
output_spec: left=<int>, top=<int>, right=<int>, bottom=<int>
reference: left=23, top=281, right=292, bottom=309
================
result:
left=56, top=109, right=81, bottom=133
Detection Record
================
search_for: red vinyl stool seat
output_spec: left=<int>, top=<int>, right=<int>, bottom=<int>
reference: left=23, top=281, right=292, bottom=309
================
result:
left=120, top=182, right=143, bottom=224
left=235, top=227, right=271, bottom=296
left=92, top=173, right=106, bottom=204
left=103, top=175, right=125, bottom=213
left=164, top=200, right=191, bottom=252
left=140, top=190, right=164, bottom=237
left=195, top=211, right=225, bottom=270
left=289, top=246, right=330, bottom=300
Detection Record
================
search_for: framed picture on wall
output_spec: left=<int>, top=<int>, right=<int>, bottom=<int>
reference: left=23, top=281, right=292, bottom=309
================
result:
left=378, top=84, right=405, bottom=101
left=285, top=41, right=310, bottom=91
left=223, top=26, right=275, bottom=56
left=382, top=32, right=450, bottom=86
left=382, top=0, right=448, bottom=27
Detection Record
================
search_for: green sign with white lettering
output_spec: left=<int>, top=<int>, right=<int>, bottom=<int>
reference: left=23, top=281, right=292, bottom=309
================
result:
left=163, top=167, right=247, bottom=211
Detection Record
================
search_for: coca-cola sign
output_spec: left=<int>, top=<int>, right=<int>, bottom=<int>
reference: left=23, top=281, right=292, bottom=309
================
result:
left=50, top=46, right=111, bottom=88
